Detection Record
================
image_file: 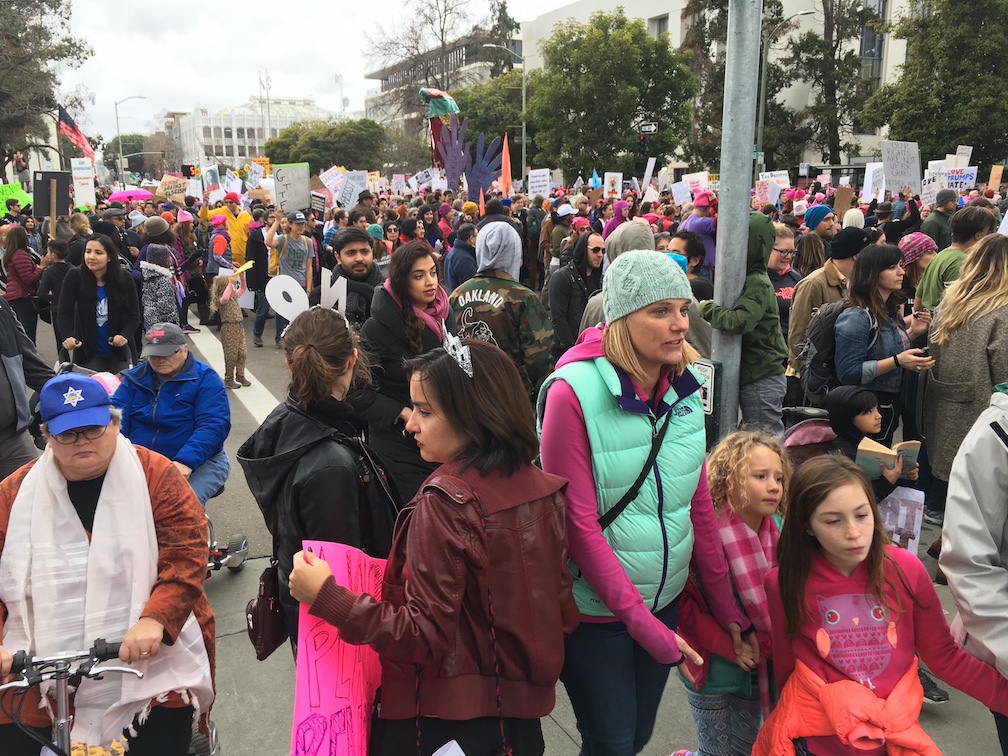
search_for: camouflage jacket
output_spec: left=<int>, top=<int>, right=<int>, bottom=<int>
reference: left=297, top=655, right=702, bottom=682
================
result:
left=449, top=270, right=555, bottom=406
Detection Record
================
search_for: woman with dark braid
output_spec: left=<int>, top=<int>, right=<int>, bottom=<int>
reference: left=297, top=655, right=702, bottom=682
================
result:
left=350, top=240, right=457, bottom=500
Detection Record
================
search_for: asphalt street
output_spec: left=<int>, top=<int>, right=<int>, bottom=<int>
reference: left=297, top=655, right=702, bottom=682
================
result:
left=28, top=314, right=1001, bottom=755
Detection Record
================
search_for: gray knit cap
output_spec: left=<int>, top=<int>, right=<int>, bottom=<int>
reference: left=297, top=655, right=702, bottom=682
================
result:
left=602, top=249, right=693, bottom=323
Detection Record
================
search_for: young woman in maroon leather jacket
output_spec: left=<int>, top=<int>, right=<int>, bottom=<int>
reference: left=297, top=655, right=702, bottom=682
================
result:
left=290, top=339, right=579, bottom=756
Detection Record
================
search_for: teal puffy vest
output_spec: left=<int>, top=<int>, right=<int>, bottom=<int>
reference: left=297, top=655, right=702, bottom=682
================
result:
left=538, top=357, right=706, bottom=617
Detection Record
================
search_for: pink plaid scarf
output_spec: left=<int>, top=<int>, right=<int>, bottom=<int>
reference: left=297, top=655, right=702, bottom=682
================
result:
left=717, top=508, right=780, bottom=718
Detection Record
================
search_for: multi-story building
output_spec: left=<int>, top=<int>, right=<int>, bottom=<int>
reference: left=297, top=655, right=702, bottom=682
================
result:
left=176, top=97, right=348, bottom=165
left=520, top=0, right=913, bottom=170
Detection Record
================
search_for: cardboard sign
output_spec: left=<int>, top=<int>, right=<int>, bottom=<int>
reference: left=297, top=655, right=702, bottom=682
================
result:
left=158, top=174, right=190, bottom=204
left=291, top=540, right=385, bottom=756
left=759, top=170, right=790, bottom=188
left=946, top=167, right=978, bottom=190
left=526, top=169, right=550, bottom=199
left=987, top=165, right=1004, bottom=192
left=755, top=180, right=771, bottom=206
left=670, top=181, right=692, bottom=206
left=834, top=186, right=855, bottom=216
left=32, top=171, right=72, bottom=216
left=273, top=163, right=311, bottom=212
left=71, top=158, right=96, bottom=208
left=603, top=172, right=623, bottom=197
left=366, top=171, right=382, bottom=194
left=861, top=162, right=884, bottom=203
left=248, top=187, right=274, bottom=205
left=955, top=145, right=973, bottom=169
left=880, top=140, right=922, bottom=195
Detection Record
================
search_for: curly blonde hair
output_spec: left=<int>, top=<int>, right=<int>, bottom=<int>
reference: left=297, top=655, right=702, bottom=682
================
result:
left=707, top=430, right=792, bottom=515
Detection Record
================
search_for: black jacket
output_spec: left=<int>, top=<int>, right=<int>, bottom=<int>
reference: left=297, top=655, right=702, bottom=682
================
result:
left=768, top=265, right=803, bottom=341
left=245, top=226, right=270, bottom=292
left=825, top=385, right=897, bottom=503
left=57, top=265, right=140, bottom=364
left=349, top=286, right=456, bottom=432
left=237, top=395, right=367, bottom=639
left=308, top=263, right=383, bottom=328
left=548, top=236, right=602, bottom=358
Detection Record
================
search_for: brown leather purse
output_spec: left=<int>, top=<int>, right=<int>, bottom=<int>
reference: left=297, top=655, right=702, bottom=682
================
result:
left=246, top=512, right=288, bottom=660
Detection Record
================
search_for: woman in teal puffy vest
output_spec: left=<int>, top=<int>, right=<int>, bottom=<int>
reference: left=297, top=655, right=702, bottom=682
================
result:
left=538, top=249, right=760, bottom=755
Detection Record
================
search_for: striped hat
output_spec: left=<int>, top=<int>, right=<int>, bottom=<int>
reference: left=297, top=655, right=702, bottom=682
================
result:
left=898, top=232, right=938, bottom=266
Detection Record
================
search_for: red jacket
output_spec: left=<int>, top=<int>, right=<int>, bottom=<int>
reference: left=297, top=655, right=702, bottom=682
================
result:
left=309, top=460, right=581, bottom=720
left=3, top=248, right=42, bottom=301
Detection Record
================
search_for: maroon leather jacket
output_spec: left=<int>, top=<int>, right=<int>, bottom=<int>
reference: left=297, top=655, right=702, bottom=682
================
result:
left=3, top=249, right=42, bottom=301
left=309, top=459, right=580, bottom=720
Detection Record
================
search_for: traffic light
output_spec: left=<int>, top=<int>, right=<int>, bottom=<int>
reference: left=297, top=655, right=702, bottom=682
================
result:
left=181, top=164, right=196, bottom=177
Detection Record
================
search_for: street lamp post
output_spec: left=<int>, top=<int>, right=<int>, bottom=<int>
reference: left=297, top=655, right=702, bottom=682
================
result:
left=754, top=10, right=814, bottom=187
left=114, top=95, right=146, bottom=186
left=483, top=44, right=526, bottom=189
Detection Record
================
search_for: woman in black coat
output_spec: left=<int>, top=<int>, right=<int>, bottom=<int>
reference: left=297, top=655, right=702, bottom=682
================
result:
left=350, top=241, right=456, bottom=500
left=547, top=231, right=604, bottom=359
left=58, top=233, right=140, bottom=371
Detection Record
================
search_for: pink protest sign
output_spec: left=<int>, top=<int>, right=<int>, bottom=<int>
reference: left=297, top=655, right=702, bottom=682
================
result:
left=291, top=541, right=386, bottom=756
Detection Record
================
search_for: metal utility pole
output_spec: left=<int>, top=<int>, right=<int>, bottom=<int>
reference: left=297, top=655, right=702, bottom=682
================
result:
left=712, top=0, right=763, bottom=438
left=114, top=95, right=145, bottom=186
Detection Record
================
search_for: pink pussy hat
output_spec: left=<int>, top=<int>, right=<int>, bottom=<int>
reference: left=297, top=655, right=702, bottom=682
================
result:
left=177, top=209, right=193, bottom=223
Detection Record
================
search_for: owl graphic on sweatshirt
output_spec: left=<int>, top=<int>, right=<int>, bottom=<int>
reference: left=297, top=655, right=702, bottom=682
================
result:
left=816, top=593, right=898, bottom=691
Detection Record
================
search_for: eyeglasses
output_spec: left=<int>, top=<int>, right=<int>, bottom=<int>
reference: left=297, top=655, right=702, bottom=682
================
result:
left=773, top=248, right=795, bottom=257
left=588, top=246, right=604, bottom=254
left=52, top=424, right=109, bottom=445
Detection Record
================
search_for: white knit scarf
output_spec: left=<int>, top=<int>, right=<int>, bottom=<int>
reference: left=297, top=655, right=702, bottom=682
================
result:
left=0, top=434, right=213, bottom=748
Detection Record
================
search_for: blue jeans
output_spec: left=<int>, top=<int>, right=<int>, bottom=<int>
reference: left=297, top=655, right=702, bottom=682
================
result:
left=561, top=599, right=679, bottom=756
left=684, top=687, right=762, bottom=756
left=739, top=374, right=786, bottom=434
left=275, top=313, right=288, bottom=343
left=187, top=449, right=230, bottom=508
left=252, top=291, right=270, bottom=339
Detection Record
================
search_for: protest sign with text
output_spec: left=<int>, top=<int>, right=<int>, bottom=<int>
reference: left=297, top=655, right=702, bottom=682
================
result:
left=759, top=170, right=790, bottom=188
left=987, top=165, right=1004, bottom=192
left=527, top=169, right=551, bottom=198
left=955, top=145, right=973, bottom=169
left=391, top=174, right=406, bottom=194
left=861, top=162, right=884, bottom=203
left=272, top=163, right=311, bottom=212
left=945, top=167, right=978, bottom=190
left=683, top=171, right=709, bottom=197
left=880, top=140, right=922, bottom=195
left=247, top=161, right=266, bottom=189
left=319, top=166, right=343, bottom=195
left=71, top=158, right=96, bottom=208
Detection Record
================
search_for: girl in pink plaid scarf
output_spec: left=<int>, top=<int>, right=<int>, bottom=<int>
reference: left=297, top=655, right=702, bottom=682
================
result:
left=674, top=430, right=792, bottom=756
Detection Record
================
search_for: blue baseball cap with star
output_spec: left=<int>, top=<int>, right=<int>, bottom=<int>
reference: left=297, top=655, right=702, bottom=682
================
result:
left=39, top=374, right=111, bottom=435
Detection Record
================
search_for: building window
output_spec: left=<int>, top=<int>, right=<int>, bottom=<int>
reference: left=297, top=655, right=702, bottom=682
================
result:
left=650, top=14, right=669, bottom=38
left=855, top=0, right=887, bottom=134
left=237, top=146, right=246, bottom=157
left=271, top=128, right=278, bottom=138
left=202, top=126, right=211, bottom=139
left=257, top=128, right=264, bottom=139
left=224, top=127, right=232, bottom=139
left=236, top=127, right=245, bottom=138
left=225, top=146, right=234, bottom=157
left=204, top=146, right=214, bottom=158
left=215, top=145, right=224, bottom=157
left=213, top=126, right=222, bottom=138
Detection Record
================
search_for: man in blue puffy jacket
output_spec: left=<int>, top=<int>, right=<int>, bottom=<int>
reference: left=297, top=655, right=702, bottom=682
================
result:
left=112, top=322, right=231, bottom=506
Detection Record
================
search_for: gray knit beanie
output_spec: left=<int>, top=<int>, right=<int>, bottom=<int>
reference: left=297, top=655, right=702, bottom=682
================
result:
left=602, top=249, right=693, bottom=323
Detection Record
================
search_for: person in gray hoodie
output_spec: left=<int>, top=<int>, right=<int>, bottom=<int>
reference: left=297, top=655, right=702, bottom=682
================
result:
left=579, top=221, right=712, bottom=358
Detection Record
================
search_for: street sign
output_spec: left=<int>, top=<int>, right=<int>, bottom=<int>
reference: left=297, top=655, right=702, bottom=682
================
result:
left=799, top=163, right=810, bottom=176
left=639, top=122, right=658, bottom=135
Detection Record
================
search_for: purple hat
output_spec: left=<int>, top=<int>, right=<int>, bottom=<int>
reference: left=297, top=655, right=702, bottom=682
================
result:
left=438, top=202, right=452, bottom=218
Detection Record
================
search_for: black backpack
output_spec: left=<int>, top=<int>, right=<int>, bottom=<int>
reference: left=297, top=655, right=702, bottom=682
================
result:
left=797, top=300, right=877, bottom=406
left=331, top=434, right=404, bottom=559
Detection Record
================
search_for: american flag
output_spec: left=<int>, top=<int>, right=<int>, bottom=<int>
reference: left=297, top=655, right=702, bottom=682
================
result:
left=58, top=105, right=94, bottom=164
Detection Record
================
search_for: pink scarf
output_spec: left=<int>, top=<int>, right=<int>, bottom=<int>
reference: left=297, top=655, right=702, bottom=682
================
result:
left=717, top=508, right=780, bottom=718
left=382, top=278, right=449, bottom=343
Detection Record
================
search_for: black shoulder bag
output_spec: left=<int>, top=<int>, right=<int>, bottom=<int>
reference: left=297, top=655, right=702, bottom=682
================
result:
left=597, top=412, right=673, bottom=531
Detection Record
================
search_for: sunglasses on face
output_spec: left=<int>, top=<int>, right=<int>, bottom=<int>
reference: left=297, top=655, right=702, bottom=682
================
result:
left=588, top=246, right=604, bottom=254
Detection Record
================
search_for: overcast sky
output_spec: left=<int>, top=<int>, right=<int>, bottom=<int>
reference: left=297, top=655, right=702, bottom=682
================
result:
left=59, top=0, right=572, bottom=154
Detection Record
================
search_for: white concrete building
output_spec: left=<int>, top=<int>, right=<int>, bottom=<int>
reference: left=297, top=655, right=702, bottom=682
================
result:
left=519, top=0, right=913, bottom=169
left=176, top=97, right=351, bottom=165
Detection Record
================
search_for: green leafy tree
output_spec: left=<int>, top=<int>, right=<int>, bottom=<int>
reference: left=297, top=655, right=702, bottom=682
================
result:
left=0, top=0, right=91, bottom=180
left=782, top=0, right=881, bottom=168
left=265, top=119, right=386, bottom=174
left=381, top=128, right=432, bottom=176
left=861, top=0, right=1008, bottom=170
left=452, top=69, right=535, bottom=180
left=104, top=133, right=145, bottom=175
left=680, top=0, right=812, bottom=172
left=527, top=9, right=698, bottom=179
left=485, top=0, right=521, bottom=77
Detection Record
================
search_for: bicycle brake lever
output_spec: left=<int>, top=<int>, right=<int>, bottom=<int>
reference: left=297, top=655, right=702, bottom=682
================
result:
left=86, top=665, right=143, bottom=680
left=0, top=679, right=30, bottom=693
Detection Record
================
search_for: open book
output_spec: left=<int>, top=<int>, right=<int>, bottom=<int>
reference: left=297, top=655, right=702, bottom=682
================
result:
left=855, top=437, right=921, bottom=480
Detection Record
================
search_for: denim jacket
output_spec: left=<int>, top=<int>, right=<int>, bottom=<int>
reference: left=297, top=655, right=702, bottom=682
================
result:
left=834, top=306, right=908, bottom=395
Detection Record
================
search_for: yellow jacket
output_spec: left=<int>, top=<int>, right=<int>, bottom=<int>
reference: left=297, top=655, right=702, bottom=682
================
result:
left=199, top=205, right=251, bottom=266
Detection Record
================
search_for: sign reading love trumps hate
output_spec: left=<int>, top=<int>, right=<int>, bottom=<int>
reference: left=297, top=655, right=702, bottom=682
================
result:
left=291, top=541, right=386, bottom=756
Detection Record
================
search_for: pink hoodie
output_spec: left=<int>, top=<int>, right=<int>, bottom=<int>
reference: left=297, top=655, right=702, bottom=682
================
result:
left=540, top=327, right=753, bottom=663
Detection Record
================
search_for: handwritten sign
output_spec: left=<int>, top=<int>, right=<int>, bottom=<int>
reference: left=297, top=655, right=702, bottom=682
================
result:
left=273, top=163, right=311, bottom=212
left=291, top=540, right=385, bottom=756
left=861, top=162, right=884, bottom=203
left=71, top=158, right=96, bottom=208
left=987, top=165, right=1004, bottom=192
left=927, top=159, right=948, bottom=174
left=527, top=169, right=551, bottom=199
left=224, top=169, right=243, bottom=197
left=955, top=145, right=973, bottom=169
left=391, top=174, right=406, bottom=194
left=247, top=161, right=266, bottom=189
left=157, top=175, right=189, bottom=204
left=366, top=171, right=382, bottom=194
left=920, top=174, right=941, bottom=207
left=759, top=170, right=790, bottom=188
left=670, top=181, right=692, bottom=207
left=880, top=140, right=922, bottom=195
left=252, top=157, right=272, bottom=176
left=946, top=167, right=978, bottom=191
left=755, top=180, right=771, bottom=206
